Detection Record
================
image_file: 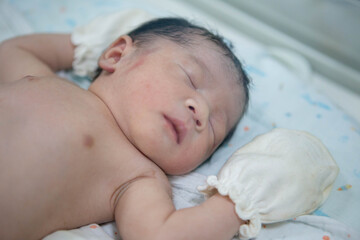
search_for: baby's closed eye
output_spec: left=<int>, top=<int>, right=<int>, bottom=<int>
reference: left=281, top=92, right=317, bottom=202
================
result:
left=178, top=64, right=196, bottom=89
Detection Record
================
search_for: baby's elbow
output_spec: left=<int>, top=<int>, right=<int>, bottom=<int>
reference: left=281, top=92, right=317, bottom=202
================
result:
left=116, top=226, right=168, bottom=240
left=155, top=229, right=182, bottom=240
left=116, top=216, right=180, bottom=240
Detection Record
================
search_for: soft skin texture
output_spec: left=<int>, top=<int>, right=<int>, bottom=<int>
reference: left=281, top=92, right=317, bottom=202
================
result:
left=0, top=33, right=244, bottom=240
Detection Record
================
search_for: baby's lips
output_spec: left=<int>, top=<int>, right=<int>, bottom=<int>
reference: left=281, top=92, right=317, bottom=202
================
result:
left=164, top=115, right=188, bottom=144
left=175, top=121, right=187, bottom=144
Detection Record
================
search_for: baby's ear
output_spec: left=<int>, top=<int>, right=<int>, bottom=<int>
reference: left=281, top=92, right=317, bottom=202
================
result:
left=98, top=35, right=133, bottom=73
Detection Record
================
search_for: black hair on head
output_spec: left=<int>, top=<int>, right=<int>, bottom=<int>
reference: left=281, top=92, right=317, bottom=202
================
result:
left=94, top=17, right=250, bottom=116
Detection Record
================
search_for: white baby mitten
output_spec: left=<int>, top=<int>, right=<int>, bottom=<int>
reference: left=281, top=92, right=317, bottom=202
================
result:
left=198, top=128, right=339, bottom=240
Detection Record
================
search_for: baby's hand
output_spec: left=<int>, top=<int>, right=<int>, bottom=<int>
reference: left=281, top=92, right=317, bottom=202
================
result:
left=198, top=128, right=339, bottom=240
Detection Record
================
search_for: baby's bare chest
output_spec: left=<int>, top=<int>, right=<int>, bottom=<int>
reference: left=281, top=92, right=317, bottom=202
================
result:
left=0, top=78, right=149, bottom=237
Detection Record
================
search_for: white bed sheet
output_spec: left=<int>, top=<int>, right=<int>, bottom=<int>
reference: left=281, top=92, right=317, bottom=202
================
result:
left=1, top=0, right=359, bottom=239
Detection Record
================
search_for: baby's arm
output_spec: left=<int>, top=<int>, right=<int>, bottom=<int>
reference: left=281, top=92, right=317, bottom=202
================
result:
left=115, top=172, right=243, bottom=240
left=0, top=34, right=74, bottom=82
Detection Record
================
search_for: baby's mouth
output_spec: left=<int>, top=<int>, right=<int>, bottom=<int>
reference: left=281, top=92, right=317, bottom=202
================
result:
left=164, top=115, right=187, bottom=144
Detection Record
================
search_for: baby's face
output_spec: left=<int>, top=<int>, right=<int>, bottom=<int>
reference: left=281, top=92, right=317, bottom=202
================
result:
left=101, top=38, right=244, bottom=175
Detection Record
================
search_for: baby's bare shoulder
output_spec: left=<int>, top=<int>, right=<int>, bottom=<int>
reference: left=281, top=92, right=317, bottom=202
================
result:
left=1, top=75, right=110, bottom=124
left=0, top=75, right=86, bottom=108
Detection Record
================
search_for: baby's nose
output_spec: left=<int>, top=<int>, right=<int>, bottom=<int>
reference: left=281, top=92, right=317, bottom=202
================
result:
left=185, top=98, right=209, bottom=132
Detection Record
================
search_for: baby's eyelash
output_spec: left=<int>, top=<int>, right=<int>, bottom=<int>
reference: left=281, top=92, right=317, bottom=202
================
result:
left=179, top=64, right=196, bottom=89
left=209, top=119, right=216, bottom=146
left=188, top=76, right=196, bottom=89
left=184, top=70, right=195, bottom=89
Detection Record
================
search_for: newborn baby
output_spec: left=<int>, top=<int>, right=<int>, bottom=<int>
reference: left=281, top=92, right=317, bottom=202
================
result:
left=0, top=10, right=337, bottom=239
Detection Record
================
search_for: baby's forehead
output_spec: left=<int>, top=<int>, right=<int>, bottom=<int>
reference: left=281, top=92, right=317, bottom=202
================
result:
left=183, top=43, right=239, bottom=85
left=147, top=37, right=243, bottom=96
left=151, top=36, right=226, bottom=60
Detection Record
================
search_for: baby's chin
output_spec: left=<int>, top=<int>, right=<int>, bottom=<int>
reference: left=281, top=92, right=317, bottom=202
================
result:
left=133, top=136, right=209, bottom=175
left=163, top=166, right=195, bottom=176
left=156, top=155, right=207, bottom=176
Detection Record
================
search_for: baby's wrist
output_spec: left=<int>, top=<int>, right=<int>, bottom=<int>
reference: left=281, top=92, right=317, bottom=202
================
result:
left=211, top=193, right=246, bottom=226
